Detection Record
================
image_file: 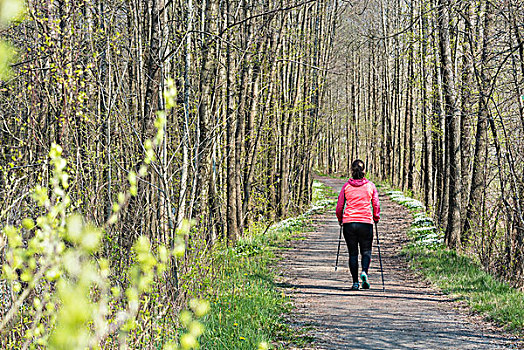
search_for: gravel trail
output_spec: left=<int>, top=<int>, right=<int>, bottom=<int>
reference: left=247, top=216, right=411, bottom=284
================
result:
left=279, top=176, right=521, bottom=350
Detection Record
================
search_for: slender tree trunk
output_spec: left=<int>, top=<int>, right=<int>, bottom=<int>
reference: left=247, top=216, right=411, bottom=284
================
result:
left=406, top=0, right=415, bottom=191
left=196, top=0, right=219, bottom=237
left=420, top=1, right=431, bottom=206
left=225, top=0, right=238, bottom=243
left=177, top=0, right=193, bottom=229
left=438, top=0, right=462, bottom=248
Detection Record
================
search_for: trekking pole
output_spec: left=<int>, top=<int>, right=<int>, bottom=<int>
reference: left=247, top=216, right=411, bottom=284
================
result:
left=335, top=225, right=342, bottom=271
left=374, top=222, right=386, bottom=292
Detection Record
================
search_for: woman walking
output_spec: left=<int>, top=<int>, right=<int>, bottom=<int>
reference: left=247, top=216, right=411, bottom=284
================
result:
left=336, top=159, right=380, bottom=290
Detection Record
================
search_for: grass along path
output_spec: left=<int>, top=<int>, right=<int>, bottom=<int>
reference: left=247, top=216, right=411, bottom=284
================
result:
left=386, top=188, right=524, bottom=335
left=404, top=247, right=524, bottom=333
left=197, top=181, right=335, bottom=349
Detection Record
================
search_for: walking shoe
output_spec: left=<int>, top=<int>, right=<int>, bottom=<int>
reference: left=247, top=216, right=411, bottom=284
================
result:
left=351, top=282, right=360, bottom=290
left=361, top=272, right=370, bottom=289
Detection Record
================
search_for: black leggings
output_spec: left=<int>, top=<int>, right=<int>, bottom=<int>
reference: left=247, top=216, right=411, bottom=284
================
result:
left=343, top=223, right=373, bottom=283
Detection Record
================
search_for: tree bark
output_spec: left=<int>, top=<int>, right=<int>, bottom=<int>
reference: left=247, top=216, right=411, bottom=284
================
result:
left=438, top=0, right=462, bottom=248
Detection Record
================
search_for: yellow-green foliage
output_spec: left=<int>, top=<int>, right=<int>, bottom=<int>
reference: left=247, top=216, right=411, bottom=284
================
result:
left=0, top=0, right=23, bottom=79
left=164, top=299, right=210, bottom=350
left=0, top=143, right=192, bottom=349
left=0, top=87, right=209, bottom=348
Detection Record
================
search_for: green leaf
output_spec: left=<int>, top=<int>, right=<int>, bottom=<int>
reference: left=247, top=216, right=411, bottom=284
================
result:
left=0, top=0, right=24, bottom=23
left=0, top=40, right=16, bottom=79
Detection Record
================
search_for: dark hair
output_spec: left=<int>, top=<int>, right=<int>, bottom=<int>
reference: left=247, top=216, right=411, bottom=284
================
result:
left=351, top=159, right=365, bottom=179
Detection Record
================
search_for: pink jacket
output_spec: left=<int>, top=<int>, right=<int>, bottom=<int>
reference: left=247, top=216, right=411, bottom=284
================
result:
left=336, top=178, right=380, bottom=224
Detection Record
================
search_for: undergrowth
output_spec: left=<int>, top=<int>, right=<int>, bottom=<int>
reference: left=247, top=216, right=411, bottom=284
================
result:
left=384, top=185, right=524, bottom=334
left=198, top=181, right=336, bottom=349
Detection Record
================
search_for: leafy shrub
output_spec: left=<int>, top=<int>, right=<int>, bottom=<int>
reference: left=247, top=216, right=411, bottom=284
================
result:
left=0, top=100, right=209, bottom=349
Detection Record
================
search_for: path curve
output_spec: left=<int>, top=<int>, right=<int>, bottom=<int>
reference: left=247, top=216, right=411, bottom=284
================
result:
left=279, top=176, right=521, bottom=349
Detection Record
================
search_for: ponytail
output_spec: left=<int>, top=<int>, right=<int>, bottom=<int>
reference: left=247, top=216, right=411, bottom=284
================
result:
left=351, top=159, right=365, bottom=179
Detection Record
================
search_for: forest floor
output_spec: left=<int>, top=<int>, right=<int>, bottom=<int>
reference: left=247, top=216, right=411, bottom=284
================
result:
left=278, top=176, right=523, bottom=349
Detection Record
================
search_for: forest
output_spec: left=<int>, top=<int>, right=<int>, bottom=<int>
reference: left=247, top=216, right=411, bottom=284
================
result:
left=0, top=0, right=523, bottom=348
left=319, top=0, right=524, bottom=284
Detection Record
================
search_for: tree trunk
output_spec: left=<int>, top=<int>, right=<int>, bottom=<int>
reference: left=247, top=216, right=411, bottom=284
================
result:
left=438, top=0, right=462, bottom=248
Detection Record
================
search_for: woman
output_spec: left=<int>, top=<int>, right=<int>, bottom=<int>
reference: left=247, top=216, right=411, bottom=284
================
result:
left=336, top=159, right=380, bottom=290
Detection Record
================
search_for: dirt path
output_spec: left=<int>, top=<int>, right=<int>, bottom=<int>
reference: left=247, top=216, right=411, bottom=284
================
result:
left=279, top=177, right=521, bottom=349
